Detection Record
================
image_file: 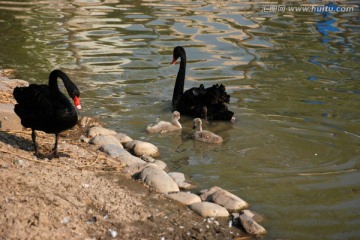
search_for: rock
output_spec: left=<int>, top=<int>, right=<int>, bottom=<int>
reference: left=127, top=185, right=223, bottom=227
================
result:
left=115, top=133, right=133, bottom=144
left=140, top=165, right=179, bottom=193
left=115, top=149, right=147, bottom=166
left=99, top=144, right=124, bottom=157
left=153, top=160, right=166, bottom=170
left=168, top=172, right=194, bottom=190
left=79, top=116, right=101, bottom=129
left=125, top=140, right=160, bottom=158
left=87, top=126, right=117, bottom=138
left=168, top=172, right=185, bottom=184
left=240, top=210, right=264, bottom=223
left=166, top=192, right=201, bottom=205
left=239, top=213, right=266, bottom=236
left=189, top=202, right=229, bottom=217
left=0, top=78, right=28, bottom=93
left=140, top=155, right=156, bottom=163
left=123, top=163, right=147, bottom=177
left=178, top=182, right=194, bottom=190
left=90, top=135, right=122, bottom=147
left=0, top=69, right=17, bottom=79
left=0, top=103, right=22, bottom=131
left=200, top=186, right=249, bottom=211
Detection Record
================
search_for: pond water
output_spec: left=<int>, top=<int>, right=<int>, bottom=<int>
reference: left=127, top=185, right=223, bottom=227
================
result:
left=1, top=1, right=360, bottom=239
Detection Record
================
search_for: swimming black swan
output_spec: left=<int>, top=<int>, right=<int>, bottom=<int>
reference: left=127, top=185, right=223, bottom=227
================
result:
left=192, top=118, right=223, bottom=143
left=13, top=69, right=81, bottom=158
left=171, top=46, right=235, bottom=121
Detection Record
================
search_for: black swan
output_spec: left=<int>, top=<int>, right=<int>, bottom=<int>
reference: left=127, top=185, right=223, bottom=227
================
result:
left=13, top=69, right=81, bottom=158
left=171, top=46, right=235, bottom=121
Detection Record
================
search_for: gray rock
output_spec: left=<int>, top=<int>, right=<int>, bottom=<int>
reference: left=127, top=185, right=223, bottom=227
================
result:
left=240, top=210, right=264, bottom=223
left=115, top=133, right=133, bottom=144
left=79, top=116, right=101, bottom=129
left=153, top=160, right=166, bottom=170
left=90, top=135, right=122, bottom=147
left=200, top=186, right=249, bottom=211
left=168, top=172, right=185, bottom=184
left=140, top=165, right=179, bottom=193
left=115, top=149, right=146, bottom=166
left=178, top=182, right=194, bottom=190
left=123, top=163, right=147, bottom=177
left=125, top=140, right=160, bottom=158
left=189, top=202, right=229, bottom=217
left=168, top=172, right=194, bottom=190
left=239, top=213, right=266, bottom=236
left=166, top=192, right=201, bottom=205
left=140, top=155, right=156, bottom=163
left=0, top=103, right=22, bottom=131
left=99, top=144, right=124, bottom=157
left=87, top=126, right=117, bottom=138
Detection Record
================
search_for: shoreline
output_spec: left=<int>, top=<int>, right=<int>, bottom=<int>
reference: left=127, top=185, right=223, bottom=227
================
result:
left=0, top=70, right=264, bottom=239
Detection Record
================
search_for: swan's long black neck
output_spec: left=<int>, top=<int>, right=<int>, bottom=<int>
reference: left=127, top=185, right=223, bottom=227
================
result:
left=49, top=70, right=78, bottom=98
left=172, top=56, right=186, bottom=110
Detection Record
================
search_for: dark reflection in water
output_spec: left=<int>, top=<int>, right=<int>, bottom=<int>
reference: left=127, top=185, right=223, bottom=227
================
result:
left=0, top=1, right=360, bottom=239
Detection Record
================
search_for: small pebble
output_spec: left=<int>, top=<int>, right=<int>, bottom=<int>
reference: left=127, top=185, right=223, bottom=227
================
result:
left=61, top=217, right=70, bottom=224
left=86, top=216, right=97, bottom=225
left=108, top=229, right=117, bottom=238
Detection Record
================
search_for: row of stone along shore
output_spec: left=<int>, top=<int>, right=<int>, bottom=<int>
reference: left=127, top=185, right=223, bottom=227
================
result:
left=0, top=71, right=266, bottom=237
left=82, top=122, right=267, bottom=237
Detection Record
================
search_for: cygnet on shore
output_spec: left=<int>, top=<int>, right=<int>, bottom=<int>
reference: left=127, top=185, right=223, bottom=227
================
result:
left=192, top=118, right=223, bottom=143
left=146, top=111, right=182, bottom=133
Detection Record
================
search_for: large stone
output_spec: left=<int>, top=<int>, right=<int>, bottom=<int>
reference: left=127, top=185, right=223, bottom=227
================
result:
left=153, top=160, right=166, bottom=170
left=140, top=166, right=179, bottom=193
left=0, top=103, right=22, bottom=131
left=87, top=126, right=117, bottom=138
left=115, top=149, right=146, bottom=166
left=79, top=116, right=101, bottom=129
left=99, top=144, right=124, bottom=157
left=168, top=172, right=185, bottom=184
left=168, top=172, right=194, bottom=190
left=123, top=163, right=147, bottom=177
left=239, top=213, right=266, bottom=236
left=115, top=132, right=133, bottom=144
left=90, top=135, right=122, bottom=147
left=189, top=202, right=229, bottom=217
left=166, top=192, right=201, bottom=205
left=125, top=140, right=160, bottom=158
left=200, top=186, right=249, bottom=211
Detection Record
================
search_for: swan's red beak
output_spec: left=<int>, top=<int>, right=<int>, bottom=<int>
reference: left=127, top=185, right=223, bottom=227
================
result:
left=73, top=96, right=81, bottom=110
left=171, top=58, right=177, bottom=65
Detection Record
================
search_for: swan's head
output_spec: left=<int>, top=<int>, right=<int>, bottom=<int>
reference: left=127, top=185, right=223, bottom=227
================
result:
left=172, top=111, right=181, bottom=120
left=71, top=88, right=81, bottom=110
left=192, top=118, right=202, bottom=130
left=171, top=46, right=186, bottom=65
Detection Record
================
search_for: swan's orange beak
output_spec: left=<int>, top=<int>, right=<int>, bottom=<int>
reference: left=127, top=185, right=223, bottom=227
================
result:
left=73, top=96, right=81, bottom=110
left=171, top=58, right=177, bottom=65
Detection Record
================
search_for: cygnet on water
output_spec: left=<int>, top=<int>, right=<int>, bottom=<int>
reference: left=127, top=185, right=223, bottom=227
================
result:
left=192, top=118, right=223, bottom=143
left=146, top=111, right=182, bottom=133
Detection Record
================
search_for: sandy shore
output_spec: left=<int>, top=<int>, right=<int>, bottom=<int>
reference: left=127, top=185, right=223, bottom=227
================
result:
left=0, top=72, right=246, bottom=239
